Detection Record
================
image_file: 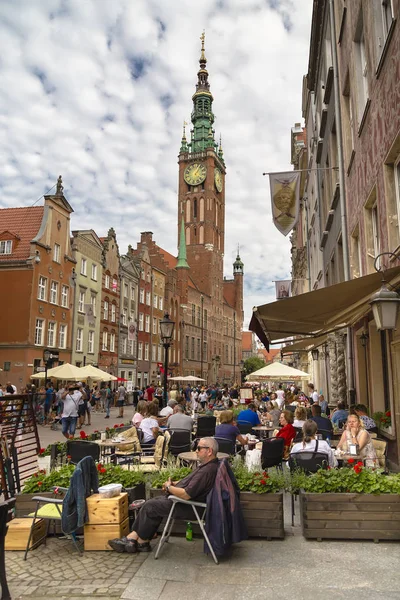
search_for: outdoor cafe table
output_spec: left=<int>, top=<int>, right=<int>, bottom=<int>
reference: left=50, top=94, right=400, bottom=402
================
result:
left=96, top=439, right=133, bottom=461
left=252, top=425, right=275, bottom=439
left=178, top=451, right=230, bottom=465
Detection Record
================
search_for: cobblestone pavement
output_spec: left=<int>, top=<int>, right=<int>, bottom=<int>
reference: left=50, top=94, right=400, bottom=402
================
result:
left=5, top=537, right=148, bottom=599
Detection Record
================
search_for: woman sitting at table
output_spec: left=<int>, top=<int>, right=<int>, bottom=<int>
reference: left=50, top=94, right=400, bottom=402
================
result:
left=273, top=410, right=296, bottom=457
left=215, top=410, right=248, bottom=448
left=139, top=401, right=160, bottom=445
left=264, top=401, right=281, bottom=428
left=293, top=406, right=307, bottom=428
left=132, top=400, right=148, bottom=428
left=291, top=420, right=337, bottom=467
left=337, top=413, right=377, bottom=467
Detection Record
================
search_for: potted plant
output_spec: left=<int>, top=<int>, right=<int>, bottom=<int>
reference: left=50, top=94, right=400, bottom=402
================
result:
left=372, top=411, right=392, bottom=434
left=37, top=447, right=52, bottom=472
left=297, top=463, right=400, bottom=541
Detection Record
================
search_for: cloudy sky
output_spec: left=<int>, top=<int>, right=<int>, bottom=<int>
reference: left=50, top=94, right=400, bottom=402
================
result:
left=0, top=0, right=313, bottom=329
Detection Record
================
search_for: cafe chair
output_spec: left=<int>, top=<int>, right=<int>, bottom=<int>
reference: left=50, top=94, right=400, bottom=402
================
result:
left=127, top=432, right=171, bottom=473
left=293, top=427, right=303, bottom=443
left=288, top=451, right=329, bottom=526
left=261, top=437, right=285, bottom=470
left=237, top=422, right=254, bottom=435
left=195, top=416, right=216, bottom=438
left=169, top=429, right=192, bottom=457
left=213, top=436, right=236, bottom=455
left=66, top=440, right=100, bottom=465
left=316, top=429, right=332, bottom=441
left=113, top=426, right=142, bottom=467
left=372, top=438, right=388, bottom=471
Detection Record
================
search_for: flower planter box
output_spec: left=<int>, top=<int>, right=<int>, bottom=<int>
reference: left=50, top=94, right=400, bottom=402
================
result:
left=37, top=455, right=51, bottom=472
left=15, top=492, right=54, bottom=518
left=300, top=491, right=400, bottom=542
left=240, top=491, right=284, bottom=539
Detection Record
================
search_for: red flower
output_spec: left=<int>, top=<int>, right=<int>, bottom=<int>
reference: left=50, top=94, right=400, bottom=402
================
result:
left=97, top=463, right=103, bottom=472
left=354, top=464, right=363, bottom=474
left=100, top=468, right=106, bottom=474
left=79, top=430, right=87, bottom=439
left=386, top=411, right=391, bottom=417
left=262, top=471, right=267, bottom=477
left=67, top=455, right=72, bottom=460
left=39, top=448, right=46, bottom=455
left=33, top=473, right=38, bottom=477
left=347, top=458, right=355, bottom=464
left=113, top=424, right=118, bottom=428
left=37, top=481, right=43, bottom=486
left=105, top=427, right=110, bottom=431
left=120, top=423, right=124, bottom=427
left=40, top=469, right=46, bottom=474
left=254, top=472, right=260, bottom=477
left=260, top=479, right=267, bottom=485
left=356, top=461, right=363, bottom=466
left=94, top=430, right=99, bottom=433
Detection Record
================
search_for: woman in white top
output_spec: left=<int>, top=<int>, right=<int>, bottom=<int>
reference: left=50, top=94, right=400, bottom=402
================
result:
left=291, top=420, right=337, bottom=468
left=132, top=400, right=147, bottom=428
left=293, top=406, right=307, bottom=429
left=139, top=401, right=160, bottom=444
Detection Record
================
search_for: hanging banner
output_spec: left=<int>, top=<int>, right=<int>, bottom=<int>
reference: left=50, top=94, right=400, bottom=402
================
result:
left=269, top=171, right=300, bottom=236
left=128, top=321, right=137, bottom=341
left=275, top=280, right=291, bottom=299
left=84, top=303, right=95, bottom=327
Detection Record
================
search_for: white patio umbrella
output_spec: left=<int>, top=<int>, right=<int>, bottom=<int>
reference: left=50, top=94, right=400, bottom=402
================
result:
left=78, top=364, right=118, bottom=382
left=30, top=362, right=85, bottom=381
left=181, top=375, right=206, bottom=382
left=245, top=362, right=310, bottom=382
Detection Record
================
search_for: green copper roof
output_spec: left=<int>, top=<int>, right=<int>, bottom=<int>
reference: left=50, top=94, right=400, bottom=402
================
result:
left=176, top=215, right=189, bottom=269
left=233, top=247, right=244, bottom=274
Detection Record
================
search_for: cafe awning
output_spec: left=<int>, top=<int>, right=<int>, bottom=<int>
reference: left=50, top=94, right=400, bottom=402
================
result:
left=250, top=266, right=400, bottom=350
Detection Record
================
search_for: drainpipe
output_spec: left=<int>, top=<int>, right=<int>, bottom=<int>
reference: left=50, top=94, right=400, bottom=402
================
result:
left=329, top=0, right=355, bottom=403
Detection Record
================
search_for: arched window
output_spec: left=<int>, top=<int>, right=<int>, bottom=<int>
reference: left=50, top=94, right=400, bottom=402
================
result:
left=200, top=197, right=204, bottom=221
left=194, top=227, right=197, bottom=240
left=186, top=200, right=190, bottom=222
left=199, top=225, right=204, bottom=244
left=215, top=203, right=218, bottom=227
left=186, top=227, right=191, bottom=245
left=193, top=198, right=197, bottom=218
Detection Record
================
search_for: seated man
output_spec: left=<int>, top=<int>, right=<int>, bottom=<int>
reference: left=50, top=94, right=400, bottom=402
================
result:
left=354, top=404, right=377, bottom=431
left=310, top=404, right=333, bottom=438
left=331, top=401, right=349, bottom=428
left=108, top=437, right=219, bottom=553
left=159, top=399, right=177, bottom=418
left=167, top=404, right=194, bottom=431
left=236, top=402, right=260, bottom=427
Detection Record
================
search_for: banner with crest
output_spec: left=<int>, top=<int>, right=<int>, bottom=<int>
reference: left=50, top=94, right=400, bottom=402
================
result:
left=269, top=171, right=300, bottom=236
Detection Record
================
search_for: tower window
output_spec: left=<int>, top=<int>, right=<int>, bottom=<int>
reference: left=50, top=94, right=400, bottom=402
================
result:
left=193, top=198, right=197, bottom=218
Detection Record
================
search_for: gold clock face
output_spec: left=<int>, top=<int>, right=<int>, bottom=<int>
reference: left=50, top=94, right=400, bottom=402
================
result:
left=214, top=168, right=223, bottom=192
left=184, top=163, right=207, bottom=186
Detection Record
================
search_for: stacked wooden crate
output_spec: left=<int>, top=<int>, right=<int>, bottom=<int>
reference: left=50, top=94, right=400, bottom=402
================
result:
left=84, top=492, right=129, bottom=551
left=5, top=517, right=47, bottom=551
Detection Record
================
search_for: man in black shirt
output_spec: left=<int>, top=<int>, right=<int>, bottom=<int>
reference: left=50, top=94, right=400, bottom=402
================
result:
left=108, top=437, right=219, bottom=553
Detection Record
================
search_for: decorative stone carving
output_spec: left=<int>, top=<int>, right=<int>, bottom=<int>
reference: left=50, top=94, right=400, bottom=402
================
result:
left=51, top=309, right=55, bottom=317
left=39, top=306, right=43, bottom=314
left=59, top=271, right=63, bottom=279
left=336, top=330, right=347, bottom=403
left=62, top=312, right=66, bottom=320
left=328, top=334, right=338, bottom=405
left=48, top=266, right=52, bottom=274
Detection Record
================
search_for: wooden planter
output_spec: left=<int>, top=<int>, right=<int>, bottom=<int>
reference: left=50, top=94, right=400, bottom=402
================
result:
left=240, top=491, right=284, bottom=539
left=300, top=491, right=400, bottom=542
left=15, top=492, right=54, bottom=518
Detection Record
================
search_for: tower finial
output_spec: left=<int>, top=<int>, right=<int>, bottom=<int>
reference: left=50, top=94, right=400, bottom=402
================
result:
left=56, top=175, right=63, bottom=196
left=200, top=30, right=206, bottom=64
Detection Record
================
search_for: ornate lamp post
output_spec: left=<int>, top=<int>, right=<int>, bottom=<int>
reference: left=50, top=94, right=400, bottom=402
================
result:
left=160, top=313, right=175, bottom=409
left=311, top=348, right=319, bottom=361
left=360, top=331, right=369, bottom=406
left=370, top=252, right=400, bottom=331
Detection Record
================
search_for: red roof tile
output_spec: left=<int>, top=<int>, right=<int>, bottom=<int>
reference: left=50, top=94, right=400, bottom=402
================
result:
left=0, top=206, right=44, bottom=262
left=159, top=248, right=177, bottom=269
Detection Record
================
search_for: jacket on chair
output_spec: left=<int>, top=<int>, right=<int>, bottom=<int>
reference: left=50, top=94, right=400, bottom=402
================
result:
left=205, top=459, right=248, bottom=556
left=61, top=455, right=99, bottom=534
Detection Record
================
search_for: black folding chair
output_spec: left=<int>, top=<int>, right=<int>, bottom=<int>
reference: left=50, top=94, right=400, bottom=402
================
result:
left=261, top=437, right=284, bottom=470
left=293, top=427, right=303, bottom=443
left=196, top=416, right=216, bottom=438
left=66, top=440, right=100, bottom=465
left=214, top=437, right=235, bottom=455
left=169, top=429, right=192, bottom=457
left=237, top=421, right=254, bottom=435
left=288, top=449, right=329, bottom=525
left=316, top=428, right=332, bottom=441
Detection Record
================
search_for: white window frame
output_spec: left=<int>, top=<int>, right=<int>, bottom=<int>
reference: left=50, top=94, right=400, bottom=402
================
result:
left=91, top=263, right=97, bottom=281
left=153, top=317, right=157, bottom=334
left=129, top=340, right=134, bottom=355
left=59, top=324, right=67, bottom=349
left=105, top=274, right=110, bottom=289
left=0, top=240, right=12, bottom=255
left=159, top=297, right=163, bottom=311
left=144, top=343, right=149, bottom=361
left=139, top=313, right=144, bottom=331
left=146, top=291, right=151, bottom=306
left=76, top=328, right=83, bottom=352
left=124, top=283, right=128, bottom=297
left=90, top=294, right=96, bottom=317
left=111, top=304, right=116, bottom=322
left=153, top=294, right=158, bottom=309
left=138, top=342, right=143, bottom=360
left=35, top=319, right=44, bottom=346
left=110, top=333, right=115, bottom=353
left=47, top=321, right=57, bottom=347
left=140, top=288, right=145, bottom=304
left=145, top=315, right=150, bottom=332
left=38, top=276, right=47, bottom=301
left=122, top=309, right=127, bottom=326
left=152, top=344, right=157, bottom=362
left=112, top=278, right=118, bottom=292
left=61, top=285, right=69, bottom=308
left=102, top=331, right=108, bottom=350
left=158, top=345, right=162, bottom=362
left=53, top=243, right=61, bottom=263
left=50, top=281, right=58, bottom=305
left=122, top=337, right=127, bottom=355
left=104, top=300, right=109, bottom=320
left=78, top=290, right=85, bottom=313
left=88, top=330, right=94, bottom=354
left=372, top=205, right=380, bottom=264
left=81, top=258, right=87, bottom=276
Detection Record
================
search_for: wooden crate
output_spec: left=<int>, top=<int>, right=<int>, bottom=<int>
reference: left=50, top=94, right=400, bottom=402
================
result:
left=84, top=517, right=129, bottom=551
left=86, top=492, right=128, bottom=525
left=300, top=492, right=400, bottom=541
left=5, top=517, right=47, bottom=551
left=240, top=491, right=284, bottom=539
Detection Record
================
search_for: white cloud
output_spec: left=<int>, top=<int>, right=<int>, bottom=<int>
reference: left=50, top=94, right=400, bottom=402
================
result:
left=0, top=0, right=313, bottom=330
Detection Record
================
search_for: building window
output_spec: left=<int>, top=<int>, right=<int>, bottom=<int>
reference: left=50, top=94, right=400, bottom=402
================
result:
left=48, top=322, right=56, bottom=347
left=111, top=304, right=116, bottom=322
left=191, top=337, right=195, bottom=359
left=91, top=263, right=97, bottom=281
left=50, top=281, right=59, bottom=305
left=394, top=156, right=400, bottom=228
left=138, top=342, right=143, bottom=360
left=122, top=309, right=127, bottom=326
left=153, top=294, right=158, bottom=308
left=197, top=339, right=201, bottom=360
left=146, top=291, right=151, bottom=306
left=81, top=258, right=87, bottom=276
left=204, top=310, right=208, bottom=329
left=129, top=339, right=134, bottom=355
left=197, top=306, right=201, bottom=326
left=185, top=335, right=189, bottom=359
left=90, top=295, right=96, bottom=317
left=144, top=343, right=149, bottom=361
left=88, top=330, right=94, bottom=354
left=131, top=286, right=135, bottom=301
left=122, top=337, right=127, bottom=354
left=112, top=278, right=118, bottom=291
left=158, top=345, right=162, bottom=362
left=372, top=205, right=380, bottom=264
left=139, top=313, right=144, bottom=331
left=76, top=328, right=83, bottom=352
left=59, top=324, right=67, bottom=349
left=38, top=276, right=47, bottom=301
left=139, top=288, right=145, bottom=304
left=203, top=341, right=207, bottom=362
left=61, top=285, right=69, bottom=307
left=78, top=290, right=85, bottom=313
left=35, top=319, right=44, bottom=345
left=354, top=15, right=369, bottom=123
left=53, top=243, right=61, bottom=263
left=105, top=274, right=110, bottom=289
left=110, top=333, right=115, bottom=352
left=153, top=317, right=157, bottom=334
left=373, top=0, right=395, bottom=64
left=103, top=300, right=109, bottom=320
left=159, top=297, right=163, bottom=311
left=192, top=304, right=196, bottom=325
left=102, top=331, right=108, bottom=350
left=152, top=344, right=157, bottom=361
left=145, top=315, right=150, bottom=332
left=0, top=240, right=12, bottom=255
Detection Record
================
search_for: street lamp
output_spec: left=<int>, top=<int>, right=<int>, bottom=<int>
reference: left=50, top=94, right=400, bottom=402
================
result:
left=160, top=313, right=175, bottom=409
left=311, top=348, right=319, bottom=361
left=370, top=252, right=400, bottom=330
left=360, top=331, right=370, bottom=406
left=43, top=349, right=51, bottom=385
